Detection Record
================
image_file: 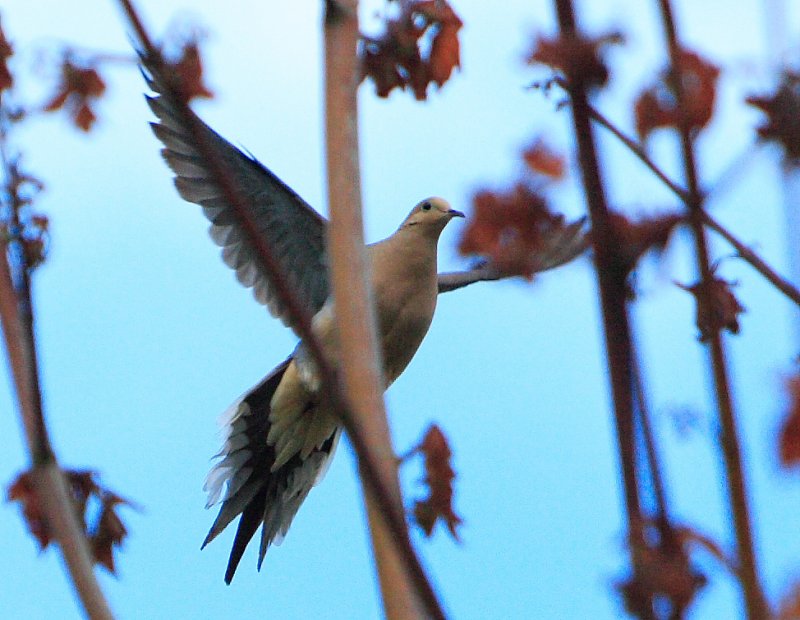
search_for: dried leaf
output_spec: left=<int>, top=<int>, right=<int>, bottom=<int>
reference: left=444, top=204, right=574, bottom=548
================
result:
left=7, top=469, right=134, bottom=574
left=411, top=424, right=462, bottom=540
left=779, top=375, right=800, bottom=468
left=747, top=72, right=800, bottom=165
left=360, top=0, right=462, bottom=100
left=0, top=19, right=13, bottom=93
left=607, top=211, right=683, bottom=273
left=7, top=472, right=51, bottom=549
left=527, top=31, right=623, bottom=88
left=459, top=184, right=565, bottom=280
left=92, top=497, right=129, bottom=573
left=634, top=49, right=720, bottom=140
left=618, top=521, right=707, bottom=617
left=169, top=40, right=214, bottom=102
left=677, top=272, right=745, bottom=342
left=43, top=60, right=106, bottom=132
left=522, top=139, right=565, bottom=180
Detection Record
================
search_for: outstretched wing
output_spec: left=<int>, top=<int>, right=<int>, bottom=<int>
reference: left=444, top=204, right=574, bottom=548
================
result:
left=142, top=61, right=330, bottom=329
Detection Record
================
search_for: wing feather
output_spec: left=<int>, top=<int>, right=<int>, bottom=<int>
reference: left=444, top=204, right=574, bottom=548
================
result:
left=141, top=63, right=330, bottom=329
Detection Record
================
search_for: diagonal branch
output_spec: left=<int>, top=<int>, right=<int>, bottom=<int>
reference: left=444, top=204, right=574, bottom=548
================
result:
left=585, top=103, right=689, bottom=203
left=701, top=210, right=800, bottom=307
left=584, top=100, right=800, bottom=310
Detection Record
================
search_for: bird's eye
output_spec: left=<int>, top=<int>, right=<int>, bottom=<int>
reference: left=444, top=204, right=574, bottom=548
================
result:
left=421, top=201, right=432, bottom=211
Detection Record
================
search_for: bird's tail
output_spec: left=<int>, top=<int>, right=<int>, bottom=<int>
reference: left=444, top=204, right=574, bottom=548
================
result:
left=202, top=357, right=340, bottom=583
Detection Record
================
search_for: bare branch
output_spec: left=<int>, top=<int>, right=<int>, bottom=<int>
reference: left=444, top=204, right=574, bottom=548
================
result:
left=656, top=1, right=769, bottom=617
left=549, top=1, right=650, bottom=616
left=0, top=100, right=114, bottom=619
left=701, top=210, right=800, bottom=307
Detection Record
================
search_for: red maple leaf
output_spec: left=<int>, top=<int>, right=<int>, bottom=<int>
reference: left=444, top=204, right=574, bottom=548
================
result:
left=747, top=72, right=800, bottom=165
left=0, top=19, right=13, bottom=93
left=634, top=49, right=720, bottom=140
left=43, top=59, right=106, bottom=132
left=410, top=424, right=462, bottom=540
left=459, top=184, right=565, bottom=280
left=606, top=211, right=683, bottom=274
left=360, top=0, right=462, bottom=100
left=527, top=31, right=623, bottom=88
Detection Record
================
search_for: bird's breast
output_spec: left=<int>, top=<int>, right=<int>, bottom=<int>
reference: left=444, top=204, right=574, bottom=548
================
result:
left=376, top=277, right=438, bottom=387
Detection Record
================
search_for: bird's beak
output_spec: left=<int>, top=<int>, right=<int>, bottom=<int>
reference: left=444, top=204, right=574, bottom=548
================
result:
left=448, top=209, right=465, bottom=218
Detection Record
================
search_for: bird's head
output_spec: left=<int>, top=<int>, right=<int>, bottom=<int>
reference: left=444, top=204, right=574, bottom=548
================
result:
left=399, top=197, right=465, bottom=235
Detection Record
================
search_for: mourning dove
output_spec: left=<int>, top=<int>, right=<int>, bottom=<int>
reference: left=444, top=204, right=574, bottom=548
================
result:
left=142, top=58, right=586, bottom=584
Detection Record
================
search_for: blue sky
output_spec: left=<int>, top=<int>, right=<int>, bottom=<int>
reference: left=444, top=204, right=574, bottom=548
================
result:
left=1, top=1, right=799, bottom=618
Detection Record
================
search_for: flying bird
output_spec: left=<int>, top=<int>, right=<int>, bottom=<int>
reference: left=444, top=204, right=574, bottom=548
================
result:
left=142, top=58, right=586, bottom=584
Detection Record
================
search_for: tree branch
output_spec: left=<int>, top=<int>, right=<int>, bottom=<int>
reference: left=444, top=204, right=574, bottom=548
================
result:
left=0, top=114, right=114, bottom=618
left=549, top=1, right=650, bottom=616
left=655, top=1, right=769, bottom=617
left=584, top=100, right=800, bottom=311
left=701, top=210, right=800, bottom=307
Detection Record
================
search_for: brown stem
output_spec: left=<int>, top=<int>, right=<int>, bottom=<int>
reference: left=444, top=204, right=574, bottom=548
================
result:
left=550, top=1, right=650, bottom=617
left=585, top=104, right=689, bottom=203
left=655, top=1, right=768, bottom=617
left=117, top=2, right=446, bottom=617
left=0, top=128, right=114, bottom=618
left=701, top=210, right=800, bottom=307
left=585, top=104, right=800, bottom=310
left=324, top=1, right=433, bottom=618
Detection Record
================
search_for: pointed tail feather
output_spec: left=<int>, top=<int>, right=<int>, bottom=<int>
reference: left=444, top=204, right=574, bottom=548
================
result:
left=202, top=357, right=340, bottom=583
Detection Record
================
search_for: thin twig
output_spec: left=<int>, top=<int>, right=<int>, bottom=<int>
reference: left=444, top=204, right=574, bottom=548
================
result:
left=585, top=104, right=689, bottom=203
left=550, top=2, right=651, bottom=617
left=585, top=101, right=800, bottom=310
left=701, top=210, right=800, bottom=307
left=655, top=1, right=769, bottom=617
left=117, top=2, right=446, bottom=617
